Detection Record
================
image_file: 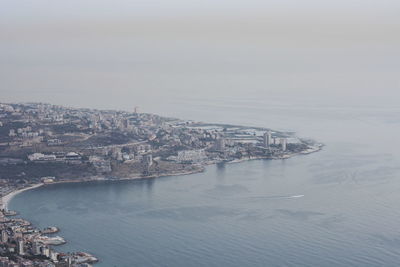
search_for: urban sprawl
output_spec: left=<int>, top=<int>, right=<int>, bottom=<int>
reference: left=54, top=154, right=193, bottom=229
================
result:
left=0, top=102, right=321, bottom=266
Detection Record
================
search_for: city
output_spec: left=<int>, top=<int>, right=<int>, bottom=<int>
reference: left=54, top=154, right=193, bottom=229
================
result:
left=0, top=102, right=321, bottom=266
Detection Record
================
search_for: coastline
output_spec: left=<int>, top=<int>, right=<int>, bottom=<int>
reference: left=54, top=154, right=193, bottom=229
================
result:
left=0, top=102, right=325, bottom=265
left=1, top=183, right=44, bottom=211
left=42, top=144, right=323, bottom=187
left=2, top=144, right=323, bottom=211
left=0, top=143, right=322, bottom=265
left=1, top=167, right=206, bottom=212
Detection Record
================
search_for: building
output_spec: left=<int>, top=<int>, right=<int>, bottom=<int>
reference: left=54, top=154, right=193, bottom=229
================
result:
left=50, top=251, right=59, bottom=262
left=47, top=139, right=63, bottom=146
left=32, top=241, right=42, bottom=255
left=28, top=153, right=56, bottom=162
left=65, top=152, right=82, bottom=162
left=89, top=156, right=112, bottom=173
left=1, top=230, right=8, bottom=243
left=177, top=150, right=207, bottom=163
left=8, top=129, right=16, bottom=137
left=263, top=131, right=272, bottom=148
left=280, top=138, right=287, bottom=151
left=141, top=154, right=153, bottom=173
left=17, top=239, right=24, bottom=255
left=215, top=138, right=225, bottom=151
left=41, top=246, right=50, bottom=258
left=41, top=177, right=55, bottom=184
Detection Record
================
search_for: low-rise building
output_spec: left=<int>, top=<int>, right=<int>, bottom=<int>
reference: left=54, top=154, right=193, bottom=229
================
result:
left=28, top=153, right=56, bottom=162
left=177, top=149, right=207, bottom=163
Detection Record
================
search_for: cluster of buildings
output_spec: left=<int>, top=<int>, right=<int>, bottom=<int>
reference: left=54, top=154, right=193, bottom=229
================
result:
left=263, top=131, right=287, bottom=151
left=0, top=103, right=165, bottom=148
left=0, top=102, right=318, bottom=265
left=175, top=149, right=207, bottom=163
left=0, top=102, right=308, bottom=190
left=1, top=102, right=294, bottom=165
left=0, top=210, right=96, bottom=267
left=7, top=127, right=47, bottom=148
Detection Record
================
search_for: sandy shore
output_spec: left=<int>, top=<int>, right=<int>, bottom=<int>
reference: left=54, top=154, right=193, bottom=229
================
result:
left=0, top=167, right=206, bottom=212
left=1, top=183, right=44, bottom=211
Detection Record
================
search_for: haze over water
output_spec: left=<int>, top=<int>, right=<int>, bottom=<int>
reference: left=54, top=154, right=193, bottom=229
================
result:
left=3, top=0, right=400, bottom=266
left=1, top=0, right=400, bottom=112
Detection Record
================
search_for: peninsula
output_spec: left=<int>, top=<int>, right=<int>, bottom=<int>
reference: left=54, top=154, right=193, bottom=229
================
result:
left=0, top=102, right=322, bottom=266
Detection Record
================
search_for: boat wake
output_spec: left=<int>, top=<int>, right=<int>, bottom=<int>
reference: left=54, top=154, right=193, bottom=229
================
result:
left=249, top=194, right=304, bottom=200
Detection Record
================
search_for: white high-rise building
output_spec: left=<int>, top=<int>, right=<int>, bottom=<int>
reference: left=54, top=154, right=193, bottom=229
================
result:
left=1, top=230, right=8, bottom=243
left=41, top=246, right=50, bottom=258
left=263, top=131, right=272, bottom=148
left=32, top=241, right=42, bottom=255
left=50, top=251, right=59, bottom=262
left=18, top=239, right=24, bottom=255
left=281, top=138, right=287, bottom=151
left=215, top=137, right=225, bottom=151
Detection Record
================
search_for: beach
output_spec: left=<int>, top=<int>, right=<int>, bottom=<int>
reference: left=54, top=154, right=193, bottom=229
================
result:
left=1, top=183, right=43, bottom=211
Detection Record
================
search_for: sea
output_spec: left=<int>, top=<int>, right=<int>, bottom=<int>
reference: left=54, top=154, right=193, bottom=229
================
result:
left=9, top=98, right=400, bottom=267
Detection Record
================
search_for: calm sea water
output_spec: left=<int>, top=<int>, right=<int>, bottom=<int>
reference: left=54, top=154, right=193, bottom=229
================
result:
left=10, top=99, right=400, bottom=266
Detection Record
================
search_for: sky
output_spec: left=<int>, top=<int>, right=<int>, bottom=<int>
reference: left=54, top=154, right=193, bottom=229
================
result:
left=1, top=0, right=399, bottom=114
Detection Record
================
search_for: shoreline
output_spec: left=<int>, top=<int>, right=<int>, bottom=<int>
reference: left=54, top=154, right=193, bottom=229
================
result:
left=1, top=183, right=44, bottom=211
left=1, top=144, right=323, bottom=211
left=0, top=167, right=206, bottom=212
left=0, top=102, right=324, bottom=265
left=0, top=143, right=323, bottom=265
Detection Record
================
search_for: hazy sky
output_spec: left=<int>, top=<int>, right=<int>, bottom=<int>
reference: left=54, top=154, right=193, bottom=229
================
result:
left=1, top=0, right=399, bottom=113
